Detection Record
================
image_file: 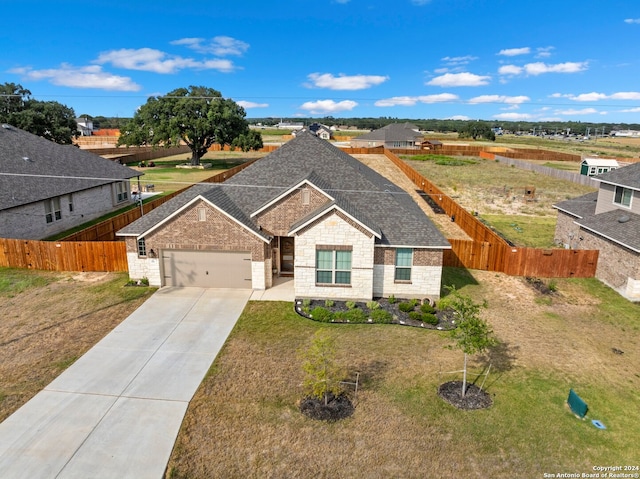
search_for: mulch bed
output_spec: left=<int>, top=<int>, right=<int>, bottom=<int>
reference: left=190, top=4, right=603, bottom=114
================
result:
left=299, top=393, right=355, bottom=422
left=438, top=381, right=493, bottom=410
left=525, top=277, right=556, bottom=295
left=296, top=297, right=457, bottom=330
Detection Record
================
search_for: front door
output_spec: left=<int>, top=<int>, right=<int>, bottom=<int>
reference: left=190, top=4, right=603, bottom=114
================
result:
left=280, top=237, right=294, bottom=275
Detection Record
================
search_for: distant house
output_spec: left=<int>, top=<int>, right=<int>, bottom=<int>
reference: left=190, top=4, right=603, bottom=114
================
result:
left=276, top=121, right=304, bottom=130
left=76, top=117, right=94, bottom=136
left=554, top=162, right=640, bottom=301
left=580, top=158, right=619, bottom=177
left=0, top=124, right=142, bottom=239
left=296, top=123, right=332, bottom=140
left=117, top=131, right=450, bottom=301
left=350, top=123, right=423, bottom=150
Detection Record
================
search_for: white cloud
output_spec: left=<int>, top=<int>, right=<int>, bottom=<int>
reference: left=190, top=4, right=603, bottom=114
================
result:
left=306, top=73, right=389, bottom=90
left=621, top=107, right=640, bottom=112
left=375, top=93, right=459, bottom=107
left=624, top=18, right=640, bottom=24
left=427, top=72, right=491, bottom=87
left=569, top=92, right=608, bottom=102
left=299, top=99, right=358, bottom=114
left=536, top=46, right=554, bottom=58
left=610, top=91, right=640, bottom=100
left=524, top=61, right=588, bottom=75
left=555, top=91, right=640, bottom=102
left=498, top=65, right=523, bottom=76
left=493, top=112, right=534, bottom=120
left=95, top=48, right=236, bottom=73
left=448, top=115, right=471, bottom=120
left=468, top=95, right=530, bottom=105
left=498, top=47, right=530, bottom=56
left=556, top=108, right=598, bottom=116
left=171, top=36, right=249, bottom=56
left=9, top=64, right=141, bottom=91
left=442, top=55, right=478, bottom=65
left=237, top=101, right=268, bottom=109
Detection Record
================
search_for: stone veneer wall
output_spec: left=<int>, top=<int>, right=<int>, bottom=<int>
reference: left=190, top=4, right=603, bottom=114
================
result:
left=578, top=229, right=640, bottom=301
left=124, top=200, right=269, bottom=288
left=554, top=211, right=584, bottom=249
left=294, top=212, right=375, bottom=301
left=372, top=247, right=443, bottom=300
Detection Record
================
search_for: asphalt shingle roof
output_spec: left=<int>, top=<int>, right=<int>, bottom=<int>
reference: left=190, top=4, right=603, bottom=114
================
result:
left=553, top=192, right=598, bottom=218
left=576, top=208, right=640, bottom=252
left=118, top=131, right=449, bottom=248
left=593, top=161, right=640, bottom=190
left=0, top=124, right=141, bottom=211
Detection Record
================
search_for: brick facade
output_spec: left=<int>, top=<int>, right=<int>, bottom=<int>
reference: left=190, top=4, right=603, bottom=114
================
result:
left=554, top=211, right=583, bottom=249
left=254, top=185, right=330, bottom=236
left=374, top=247, right=443, bottom=266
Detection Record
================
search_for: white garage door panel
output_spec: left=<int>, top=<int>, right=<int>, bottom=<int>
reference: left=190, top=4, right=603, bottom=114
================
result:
left=162, top=251, right=252, bottom=288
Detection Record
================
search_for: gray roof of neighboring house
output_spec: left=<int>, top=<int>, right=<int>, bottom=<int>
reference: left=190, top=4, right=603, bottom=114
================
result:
left=593, top=161, right=640, bottom=190
left=553, top=192, right=599, bottom=218
left=118, top=131, right=449, bottom=248
left=576, top=209, right=640, bottom=253
left=353, top=123, right=423, bottom=143
left=0, top=123, right=141, bottom=211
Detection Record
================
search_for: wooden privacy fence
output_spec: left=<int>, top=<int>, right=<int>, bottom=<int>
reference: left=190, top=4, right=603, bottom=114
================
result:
left=383, top=149, right=599, bottom=278
left=0, top=239, right=128, bottom=272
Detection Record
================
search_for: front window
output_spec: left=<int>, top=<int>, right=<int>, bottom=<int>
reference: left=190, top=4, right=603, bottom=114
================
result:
left=316, top=249, right=352, bottom=285
left=45, top=197, right=62, bottom=223
left=137, top=238, right=147, bottom=257
left=115, top=182, right=128, bottom=203
left=614, top=186, right=632, bottom=208
left=395, top=248, right=413, bottom=281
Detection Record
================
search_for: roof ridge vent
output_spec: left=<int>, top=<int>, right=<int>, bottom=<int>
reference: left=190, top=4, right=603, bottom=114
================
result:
left=618, top=215, right=630, bottom=223
left=2, top=123, right=12, bottom=129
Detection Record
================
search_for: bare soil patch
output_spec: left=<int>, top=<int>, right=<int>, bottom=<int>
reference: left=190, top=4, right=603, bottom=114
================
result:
left=0, top=271, right=154, bottom=421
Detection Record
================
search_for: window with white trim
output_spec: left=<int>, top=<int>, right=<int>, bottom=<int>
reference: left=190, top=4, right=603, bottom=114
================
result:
left=197, top=207, right=207, bottom=221
left=137, top=238, right=147, bottom=257
left=395, top=248, right=413, bottom=281
left=115, top=182, right=128, bottom=203
left=316, top=249, right=352, bottom=285
left=45, top=197, right=62, bottom=223
left=68, top=194, right=74, bottom=213
left=614, top=186, right=632, bottom=208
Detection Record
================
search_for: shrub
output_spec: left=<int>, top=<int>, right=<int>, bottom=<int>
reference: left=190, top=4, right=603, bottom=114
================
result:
left=366, top=301, right=380, bottom=310
left=302, top=298, right=311, bottom=307
left=324, top=299, right=335, bottom=307
left=370, top=309, right=393, bottom=324
left=345, top=308, right=367, bottom=323
left=311, top=307, right=333, bottom=323
left=410, top=298, right=420, bottom=307
left=420, top=303, right=435, bottom=314
left=548, top=279, right=558, bottom=292
left=333, top=311, right=347, bottom=322
left=345, top=301, right=357, bottom=310
left=408, top=311, right=423, bottom=321
left=388, top=294, right=397, bottom=304
left=398, top=302, right=415, bottom=313
left=422, top=313, right=439, bottom=325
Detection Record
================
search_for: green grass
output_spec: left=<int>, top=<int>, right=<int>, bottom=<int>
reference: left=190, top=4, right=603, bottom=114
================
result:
left=480, top=214, right=558, bottom=247
left=0, top=268, right=57, bottom=297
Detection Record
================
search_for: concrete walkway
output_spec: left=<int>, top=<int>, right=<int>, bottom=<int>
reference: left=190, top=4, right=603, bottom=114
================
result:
left=0, top=287, right=252, bottom=479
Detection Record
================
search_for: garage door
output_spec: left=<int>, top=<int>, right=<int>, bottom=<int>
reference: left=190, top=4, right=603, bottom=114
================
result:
left=162, top=250, right=252, bottom=288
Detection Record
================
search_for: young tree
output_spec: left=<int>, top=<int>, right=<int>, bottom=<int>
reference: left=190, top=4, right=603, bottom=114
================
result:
left=301, top=330, right=344, bottom=406
left=446, top=287, right=497, bottom=397
left=117, top=86, right=254, bottom=166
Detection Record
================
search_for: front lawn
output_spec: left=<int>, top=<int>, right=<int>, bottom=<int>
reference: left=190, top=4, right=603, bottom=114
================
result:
left=166, top=269, right=640, bottom=478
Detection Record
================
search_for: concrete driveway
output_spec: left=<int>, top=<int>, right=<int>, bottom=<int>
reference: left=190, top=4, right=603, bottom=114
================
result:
left=0, top=287, right=251, bottom=479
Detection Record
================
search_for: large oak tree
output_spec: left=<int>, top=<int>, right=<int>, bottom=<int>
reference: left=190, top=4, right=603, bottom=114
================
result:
left=118, top=86, right=256, bottom=166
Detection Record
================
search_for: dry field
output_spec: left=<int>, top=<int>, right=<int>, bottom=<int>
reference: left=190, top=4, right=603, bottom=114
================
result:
left=0, top=270, right=155, bottom=422
left=166, top=270, right=640, bottom=478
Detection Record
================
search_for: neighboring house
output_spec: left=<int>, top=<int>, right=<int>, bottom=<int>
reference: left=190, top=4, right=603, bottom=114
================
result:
left=554, top=162, right=640, bottom=301
left=351, top=123, right=423, bottom=149
left=76, top=117, right=94, bottom=136
left=306, top=122, right=332, bottom=140
left=276, top=121, right=304, bottom=130
left=0, top=123, right=142, bottom=239
left=117, top=131, right=450, bottom=301
left=580, top=158, right=619, bottom=177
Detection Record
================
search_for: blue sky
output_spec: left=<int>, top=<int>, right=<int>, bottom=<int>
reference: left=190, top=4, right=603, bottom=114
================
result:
left=2, top=0, right=640, bottom=123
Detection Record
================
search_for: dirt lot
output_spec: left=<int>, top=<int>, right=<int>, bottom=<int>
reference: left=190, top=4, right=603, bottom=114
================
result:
left=0, top=271, right=154, bottom=422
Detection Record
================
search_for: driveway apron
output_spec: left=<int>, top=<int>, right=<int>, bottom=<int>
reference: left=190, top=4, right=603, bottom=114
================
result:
left=0, top=287, right=251, bottom=479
